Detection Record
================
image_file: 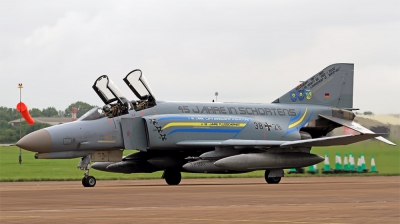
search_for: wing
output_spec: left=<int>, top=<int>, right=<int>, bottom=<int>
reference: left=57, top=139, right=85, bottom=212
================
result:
left=176, top=133, right=382, bottom=148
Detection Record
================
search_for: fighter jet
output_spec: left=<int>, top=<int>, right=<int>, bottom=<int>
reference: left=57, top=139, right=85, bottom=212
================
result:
left=17, top=64, right=396, bottom=187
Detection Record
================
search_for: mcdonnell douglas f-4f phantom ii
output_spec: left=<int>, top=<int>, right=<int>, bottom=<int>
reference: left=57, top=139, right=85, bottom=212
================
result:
left=17, top=63, right=396, bottom=187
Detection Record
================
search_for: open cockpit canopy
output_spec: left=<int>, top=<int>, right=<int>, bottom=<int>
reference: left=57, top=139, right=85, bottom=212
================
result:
left=92, top=75, right=130, bottom=117
left=123, top=69, right=156, bottom=110
left=92, top=75, right=128, bottom=105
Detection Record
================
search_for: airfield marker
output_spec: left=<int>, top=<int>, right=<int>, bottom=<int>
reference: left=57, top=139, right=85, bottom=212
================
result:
left=361, top=153, right=368, bottom=172
left=357, top=155, right=363, bottom=173
left=370, top=155, right=378, bottom=173
left=322, top=152, right=333, bottom=174
left=287, top=168, right=297, bottom=174
left=343, top=153, right=349, bottom=173
left=307, top=164, right=317, bottom=174
left=334, top=152, right=343, bottom=173
left=349, top=152, right=355, bottom=172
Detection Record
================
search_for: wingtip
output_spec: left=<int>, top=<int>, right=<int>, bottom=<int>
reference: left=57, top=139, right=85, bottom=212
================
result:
left=375, top=136, right=397, bottom=146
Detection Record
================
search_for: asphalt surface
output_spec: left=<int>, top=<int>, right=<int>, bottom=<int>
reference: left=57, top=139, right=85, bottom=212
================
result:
left=0, top=176, right=399, bottom=224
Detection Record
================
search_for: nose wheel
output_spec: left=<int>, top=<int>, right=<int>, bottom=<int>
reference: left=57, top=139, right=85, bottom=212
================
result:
left=78, top=155, right=97, bottom=187
left=82, top=176, right=96, bottom=187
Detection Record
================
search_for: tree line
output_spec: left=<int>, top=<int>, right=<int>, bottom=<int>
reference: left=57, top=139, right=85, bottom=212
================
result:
left=0, top=101, right=97, bottom=143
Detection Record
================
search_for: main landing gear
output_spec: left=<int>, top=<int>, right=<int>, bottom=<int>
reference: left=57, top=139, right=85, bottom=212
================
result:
left=78, top=156, right=97, bottom=187
left=264, top=169, right=283, bottom=184
left=162, top=169, right=181, bottom=185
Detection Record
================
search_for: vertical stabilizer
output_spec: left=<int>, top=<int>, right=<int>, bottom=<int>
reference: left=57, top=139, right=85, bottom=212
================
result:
left=273, top=63, right=354, bottom=108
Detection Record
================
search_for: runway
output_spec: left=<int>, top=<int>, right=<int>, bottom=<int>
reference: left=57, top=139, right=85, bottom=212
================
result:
left=0, top=176, right=399, bottom=224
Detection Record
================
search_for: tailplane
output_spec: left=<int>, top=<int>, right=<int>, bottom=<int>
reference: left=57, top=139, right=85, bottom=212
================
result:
left=273, top=63, right=354, bottom=108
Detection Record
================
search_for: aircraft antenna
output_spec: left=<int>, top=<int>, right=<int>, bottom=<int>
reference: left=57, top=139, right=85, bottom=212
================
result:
left=215, top=92, right=218, bottom=102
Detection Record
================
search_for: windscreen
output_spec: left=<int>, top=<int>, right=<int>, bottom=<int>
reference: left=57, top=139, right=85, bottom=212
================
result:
left=78, top=107, right=105, bottom=121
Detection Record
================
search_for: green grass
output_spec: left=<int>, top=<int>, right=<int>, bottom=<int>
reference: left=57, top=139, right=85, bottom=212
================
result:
left=0, top=139, right=399, bottom=182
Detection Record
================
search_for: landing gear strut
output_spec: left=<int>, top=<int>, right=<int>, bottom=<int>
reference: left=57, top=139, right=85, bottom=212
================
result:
left=78, top=156, right=96, bottom=187
left=264, top=169, right=282, bottom=184
left=162, top=169, right=181, bottom=185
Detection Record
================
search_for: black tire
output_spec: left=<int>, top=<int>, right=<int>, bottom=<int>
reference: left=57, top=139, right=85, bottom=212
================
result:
left=266, top=177, right=281, bottom=184
left=164, top=170, right=181, bottom=185
left=82, top=177, right=87, bottom=187
left=84, top=176, right=96, bottom=187
left=264, top=170, right=281, bottom=184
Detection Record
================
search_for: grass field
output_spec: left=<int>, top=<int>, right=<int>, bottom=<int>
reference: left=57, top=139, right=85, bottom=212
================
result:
left=0, top=139, right=398, bottom=181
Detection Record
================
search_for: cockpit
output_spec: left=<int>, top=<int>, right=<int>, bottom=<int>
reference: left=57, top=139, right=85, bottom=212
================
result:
left=123, top=69, right=156, bottom=111
left=92, top=69, right=156, bottom=118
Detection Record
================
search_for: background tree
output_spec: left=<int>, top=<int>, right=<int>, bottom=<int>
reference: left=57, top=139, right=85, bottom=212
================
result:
left=29, top=108, right=43, bottom=117
left=0, top=120, right=18, bottom=143
left=42, top=107, right=59, bottom=117
left=64, top=101, right=97, bottom=118
left=363, top=111, right=374, bottom=116
left=0, top=107, right=20, bottom=122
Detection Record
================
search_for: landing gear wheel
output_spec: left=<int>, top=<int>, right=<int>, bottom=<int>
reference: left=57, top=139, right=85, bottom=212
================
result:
left=163, top=169, right=181, bottom=185
left=82, top=177, right=87, bottom=187
left=82, top=176, right=96, bottom=187
left=266, top=177, right=281, bottom=184
left=264, top=170, right=281, bottom=184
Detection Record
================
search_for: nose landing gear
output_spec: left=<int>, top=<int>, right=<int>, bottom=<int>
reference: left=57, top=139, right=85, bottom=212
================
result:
left=82, top=175, right=96, bottom=187
left=78, top=156, right=97, bottom=187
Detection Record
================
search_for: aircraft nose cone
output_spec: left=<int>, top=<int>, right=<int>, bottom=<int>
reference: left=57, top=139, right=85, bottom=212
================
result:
left=16, top=129, right=51, bottom=153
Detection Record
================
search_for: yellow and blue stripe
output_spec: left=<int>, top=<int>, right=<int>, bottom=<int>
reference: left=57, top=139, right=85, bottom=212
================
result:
left=284, top=107, right=313, bottom=135
left=157, top=116, right=250, bottom=137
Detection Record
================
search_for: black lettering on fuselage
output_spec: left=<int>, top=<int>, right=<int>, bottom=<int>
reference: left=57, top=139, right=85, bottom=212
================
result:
left=264, top=108, right=272, bottom=115
left=239, top=107, right=246, bottom=115
left=213, top=107, right=221, bottom=114
left=201, top=106, right=211, bottom=114
left=288, top=109, right=296, bottom=116
left=246, top=108, right=253, bottom=115
left=220, top=107, right=227, bottom=114
left=192, top=106, right=200, bottom=113
left=251, top=108, right=259, bottom=115
left=189, top=105, right=297, bottom=117
left=228, top=107, right=237, bottom=114
left=282, top=109, right=288, bottom=116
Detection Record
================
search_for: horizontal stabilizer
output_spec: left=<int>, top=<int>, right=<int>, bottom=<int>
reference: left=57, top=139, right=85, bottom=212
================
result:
left=280, top=134, right=382, bottom=148
left=319, top=114, right=396, bottom=146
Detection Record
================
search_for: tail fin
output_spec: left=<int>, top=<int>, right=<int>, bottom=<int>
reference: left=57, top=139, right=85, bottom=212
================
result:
left=273, top=63, right=354, bottom=108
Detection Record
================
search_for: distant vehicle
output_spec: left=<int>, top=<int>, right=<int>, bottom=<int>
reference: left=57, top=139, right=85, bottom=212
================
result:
left=17, top=63, right=395, bottom=187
